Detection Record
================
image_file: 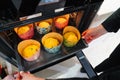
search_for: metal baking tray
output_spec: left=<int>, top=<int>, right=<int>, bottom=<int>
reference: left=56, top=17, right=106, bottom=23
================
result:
left=7, top=29, right=88, bottom=73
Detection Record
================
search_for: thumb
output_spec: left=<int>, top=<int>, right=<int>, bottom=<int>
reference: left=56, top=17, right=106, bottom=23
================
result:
left=82, top=30, right=88, bottom=36
left=20, top=71, right=30, bottom=76
left=20, top=71, right=26, bottom=77
left=82, top=30, right=87, bottom=39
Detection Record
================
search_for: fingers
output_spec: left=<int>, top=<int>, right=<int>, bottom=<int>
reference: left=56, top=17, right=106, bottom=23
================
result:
left=14, top=72, right=22, bottom=80
left=20, top=71, right=30, bottom=76
left=82, top=30, right=94, bottom=43
left=20, top=71, right=24, bottom=75
left=14, top=71, right=30, bottom=80
left=82, top=30, right=88, bottom=38
left=85, top=36, right=93, bottom=43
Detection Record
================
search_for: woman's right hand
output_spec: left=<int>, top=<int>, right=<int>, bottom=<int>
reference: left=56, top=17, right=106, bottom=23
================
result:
left=82, top=25, right=108, bottom=43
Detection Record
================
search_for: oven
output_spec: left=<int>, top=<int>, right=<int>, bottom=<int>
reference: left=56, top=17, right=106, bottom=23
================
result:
left=0, top=0, right=103, bottom=78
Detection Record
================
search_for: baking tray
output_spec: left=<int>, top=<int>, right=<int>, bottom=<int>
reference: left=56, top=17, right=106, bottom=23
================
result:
left=6, top=28, right=88, bottom=73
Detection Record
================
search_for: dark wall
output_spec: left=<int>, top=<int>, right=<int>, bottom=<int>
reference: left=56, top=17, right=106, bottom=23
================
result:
left=0, top=0, right=18, bottom=20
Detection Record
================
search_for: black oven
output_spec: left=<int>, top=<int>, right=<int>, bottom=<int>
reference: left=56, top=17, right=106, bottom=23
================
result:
left=0, top=0, right=103, bottom=78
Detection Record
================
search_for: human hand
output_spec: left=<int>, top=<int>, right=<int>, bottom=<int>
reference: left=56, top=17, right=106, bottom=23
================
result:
left=3, top=75, right=15, bottom=80
left=16, top=71, right=45, bottom=80
left=82, top=25, right=107, bottom=43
